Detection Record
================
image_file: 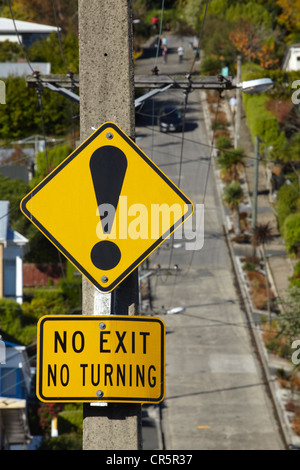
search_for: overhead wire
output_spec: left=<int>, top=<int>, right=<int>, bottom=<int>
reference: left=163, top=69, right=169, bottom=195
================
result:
left=51, top=0, right=78, bottom=143
left=6, top=0, right=50, bottom=174
left=165, top=0, right=211, bottom=294
left=150, top=0, right=166, bottom=162
left=142, top=124, right=283, bottom=166
left=6, top=0, right=34, bottom=74
left=188, top=0, right=209, bottom=75
left=148, top=0, right=211, bottom=302
left=185, top=91, right=221, bottom=274
left=4, top=1, right=80, bottom=281
left=51, top=0, right=69, bottom=74
left=153, top=0, right=165, bottom=70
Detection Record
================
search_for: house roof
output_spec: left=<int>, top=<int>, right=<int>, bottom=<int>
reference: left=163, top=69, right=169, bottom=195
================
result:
left=0, top=17, right=59, bottom=34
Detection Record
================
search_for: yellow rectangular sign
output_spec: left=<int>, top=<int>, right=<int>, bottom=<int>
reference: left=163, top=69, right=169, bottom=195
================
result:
left=37, top=315, right=165, bottom=404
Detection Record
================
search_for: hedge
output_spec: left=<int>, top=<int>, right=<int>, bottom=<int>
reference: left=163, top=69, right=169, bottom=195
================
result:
left=283, top=212, right=300, bottom=257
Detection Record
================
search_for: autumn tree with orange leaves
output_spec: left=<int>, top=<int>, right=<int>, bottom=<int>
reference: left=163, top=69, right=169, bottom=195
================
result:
left=229, top=21, right=279, bottom=69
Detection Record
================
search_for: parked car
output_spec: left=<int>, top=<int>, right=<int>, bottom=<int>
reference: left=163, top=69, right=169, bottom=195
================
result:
left=158, top=105, right=183, bottom=132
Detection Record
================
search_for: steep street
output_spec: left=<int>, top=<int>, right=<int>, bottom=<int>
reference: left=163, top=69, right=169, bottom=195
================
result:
left=135, top=32, right=285, bottom=450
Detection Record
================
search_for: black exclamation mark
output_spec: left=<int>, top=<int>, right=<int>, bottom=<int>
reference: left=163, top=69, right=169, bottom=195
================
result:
left=90, top=144, right=127, bottom=271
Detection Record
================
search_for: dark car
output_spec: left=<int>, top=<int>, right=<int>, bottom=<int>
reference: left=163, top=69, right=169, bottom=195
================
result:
left=158, top=106, right=183, bottom=132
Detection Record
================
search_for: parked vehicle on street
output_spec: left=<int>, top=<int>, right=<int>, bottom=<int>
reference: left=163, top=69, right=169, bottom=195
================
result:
left=158, top=105, right=183, bottom=132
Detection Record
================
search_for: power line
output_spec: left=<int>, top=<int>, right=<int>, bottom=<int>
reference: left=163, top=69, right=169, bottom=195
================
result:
left=6, top=0, right=34, bottom=74
left=153, top=0, right=165, bottom=70
left=189, top=0, right=210, bottom=75
left=51, top=0, right=69, bottom=73
left=185, top=92, right=221, bottom=274
left=143, top=123, right=287, bottom=166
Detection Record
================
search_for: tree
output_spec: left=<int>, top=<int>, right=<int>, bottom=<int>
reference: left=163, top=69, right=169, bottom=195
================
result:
left=29, top=29, right=79, bottom=74
left=251, top=222, right=274, bottom=323
left=276, top=0, right=300, bottom=38
left=0, top=76, right=78, bottom=140
left=217, top=147, right=246, bottom=181
left=0, top=0, right=78, bottom=34
left=229, top=21, right=279, bottom=68
left=223, top=181, right=244, bottom=234
left=0, top=174, right=29, bottom=231
left=229, top=21, right=260, bottom=62
left=183, top=0, right=206, bottom=32
left=277, top=286, right=300, bottom=342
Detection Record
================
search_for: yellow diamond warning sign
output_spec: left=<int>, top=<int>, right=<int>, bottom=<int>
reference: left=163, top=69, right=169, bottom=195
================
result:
left=37, top=315, right=165, bottom=403
left=20, top=122, right=193, bottom=292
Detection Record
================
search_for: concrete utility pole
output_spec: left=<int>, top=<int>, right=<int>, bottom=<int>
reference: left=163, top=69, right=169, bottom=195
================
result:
left=251, top=136, right=260, bottom=234
left=234, top=55, right=242, bottom=149
left=78, top=0, right=142, bottom=450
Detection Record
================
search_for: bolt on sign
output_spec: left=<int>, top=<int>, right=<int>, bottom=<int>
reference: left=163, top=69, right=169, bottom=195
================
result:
left=36, top=315, right=165, bottom=403
left=20, top=122, right=193, bottom=292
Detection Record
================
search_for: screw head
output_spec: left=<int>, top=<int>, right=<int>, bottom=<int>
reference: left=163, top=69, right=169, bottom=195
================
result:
left=106, top=132, right=113, bottom=140
left=101, top=275, right=108, bottom=283
left=96, top=390, right=104, bottom=398
left=99, top=322, right=106, bottom=330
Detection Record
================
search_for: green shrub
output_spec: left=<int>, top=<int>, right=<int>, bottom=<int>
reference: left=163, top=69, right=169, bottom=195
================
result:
left=201, top=56, right=223, bottom=75
left=289, top=260, right=300, bottom=289
left=0, top=299, right=22, bottom=338
left=37, top=433, right=82, bottom=450
left=58, top=409, right=83, bottom=434
left=33, top=144, right=73, bottom=184
left=22, top=288, right=68, bottom=323
left=283, top=212, right=300, bottom=256
left=216, top=135, right=232, bottom=150
left=277, top=183, right=300, bottom=233
left=243, top=261, right=257, bottom=272
left=243, top=93, right=283, bottom=147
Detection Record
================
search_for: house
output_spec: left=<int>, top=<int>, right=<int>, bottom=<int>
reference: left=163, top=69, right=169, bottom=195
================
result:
left=282, top=44, right=300, bottom=71
left=0, top=17, right=59, bottom=47
left=0, top=201, right=28, bottom=304
left=0, top=61, right=51, bottom=78
left=0, top=341, right=32, bottom=449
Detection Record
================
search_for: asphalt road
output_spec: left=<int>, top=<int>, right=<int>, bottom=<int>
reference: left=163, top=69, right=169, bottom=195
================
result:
left=136, top=33, right=285, bottom=450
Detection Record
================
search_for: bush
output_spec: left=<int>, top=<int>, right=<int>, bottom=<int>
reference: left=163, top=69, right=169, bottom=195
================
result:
left=33, top=144, right=74, bottom=184
left=289, top=260, right=300, bottom=289
left=283, top=213, right=300, bottom=257
left=201, top=56, right=223, bottom=75
left=58, top=409, right=83, bottom=434
left=37, top=433, right=82, bottom=450
left=243, top=92, right=283, bottom=147
left=277, top=183, right=300, bottom=233
left=216, top=135, right=232, bottom=150
left=243, top=261, right=257, bottom=272
left=0, top=299, right=22, bottom=338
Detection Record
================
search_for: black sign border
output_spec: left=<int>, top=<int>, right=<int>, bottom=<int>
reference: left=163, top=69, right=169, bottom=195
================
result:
left=20, top=122, right=193, bottom=292
left=37, top=315, right=165, bottom=403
